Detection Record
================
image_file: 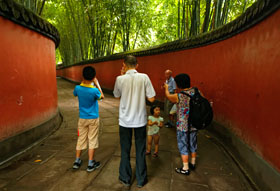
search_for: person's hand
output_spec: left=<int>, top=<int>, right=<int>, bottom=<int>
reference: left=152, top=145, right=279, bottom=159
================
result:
left=163, top=83, right=169, bottom=90
left=101, top=93, right=105, bottom=99
left=93, top=77, right=98, bottom=85
left=121, top=66, right=125, bottom=75
left=153, top=121, right=159, bottom=125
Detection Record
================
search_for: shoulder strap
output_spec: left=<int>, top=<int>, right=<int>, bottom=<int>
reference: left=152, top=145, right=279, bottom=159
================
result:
left=180, top=91, right=191, bottom=97
left=180, top=87, right=198, bottom=97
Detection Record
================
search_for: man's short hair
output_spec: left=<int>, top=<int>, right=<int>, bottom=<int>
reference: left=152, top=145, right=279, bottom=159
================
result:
left=174, top=73, right=191, bottom=89
left=124, top=55, right=137, bottom=67
left=83, top=66, right=96, bottom=81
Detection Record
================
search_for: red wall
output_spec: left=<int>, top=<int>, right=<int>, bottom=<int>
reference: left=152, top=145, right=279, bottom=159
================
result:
left=0, top=17, right=58, bottom=141
left=57, top=10, right=280, bottom=171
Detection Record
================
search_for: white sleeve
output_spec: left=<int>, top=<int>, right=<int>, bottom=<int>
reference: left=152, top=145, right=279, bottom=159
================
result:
left=113, top=77, right=121, bottom=98
left=145, top=75, right=156, bottom=98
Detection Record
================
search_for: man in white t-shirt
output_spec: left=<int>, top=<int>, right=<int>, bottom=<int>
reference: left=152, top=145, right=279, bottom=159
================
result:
left=113, top=55, right=156, bottom=188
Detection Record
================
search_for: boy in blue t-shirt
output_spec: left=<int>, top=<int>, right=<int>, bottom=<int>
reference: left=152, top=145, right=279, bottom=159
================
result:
left=72, top=66, right=103, bottom=172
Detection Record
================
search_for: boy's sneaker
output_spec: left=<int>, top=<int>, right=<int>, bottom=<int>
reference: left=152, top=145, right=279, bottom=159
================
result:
left=87, top=160, right=100, bottom=172
left=175, top=167, right=190, bottom=175
left=73, top=160, right=82, bottom=169
left=189, top=162, right=196, bottom=170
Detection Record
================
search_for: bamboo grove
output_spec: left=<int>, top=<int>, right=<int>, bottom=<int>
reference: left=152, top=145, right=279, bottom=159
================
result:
left=15, top=0, right=257, bottom=66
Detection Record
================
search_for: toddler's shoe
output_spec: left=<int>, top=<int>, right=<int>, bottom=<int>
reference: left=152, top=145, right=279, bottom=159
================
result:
left=87, top=160, right=100, bottom=172
left=152, top=152, right=158, bottom=158
left=72, top=159, right=82, bottom=169
left=175, top=167, right=190, bottom=175
left=145, top=151, right=151, bottom=155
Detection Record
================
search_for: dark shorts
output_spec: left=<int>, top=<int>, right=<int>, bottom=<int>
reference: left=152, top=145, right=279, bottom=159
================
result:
left=176, top=130, right=197, bottom=155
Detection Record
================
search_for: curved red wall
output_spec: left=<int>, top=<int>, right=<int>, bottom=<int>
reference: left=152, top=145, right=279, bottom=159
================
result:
left=57, top=10, right=280, bottom=171
left=0, top=16, right=58, bottom=141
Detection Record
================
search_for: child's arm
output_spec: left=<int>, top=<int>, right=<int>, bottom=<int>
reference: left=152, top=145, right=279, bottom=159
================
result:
left=93, top=78, right=104, bottom=99
left=148, top=120, right=158, bottom=126
left=159, top=122, right=163, bottom=128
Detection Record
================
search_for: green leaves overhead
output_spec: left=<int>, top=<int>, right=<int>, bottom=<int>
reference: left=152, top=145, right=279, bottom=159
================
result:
left=15, top=0, right=257, bottom=66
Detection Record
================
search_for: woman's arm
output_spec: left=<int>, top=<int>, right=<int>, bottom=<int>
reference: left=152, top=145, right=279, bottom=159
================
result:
left=164, top=83, right=178, bottom=103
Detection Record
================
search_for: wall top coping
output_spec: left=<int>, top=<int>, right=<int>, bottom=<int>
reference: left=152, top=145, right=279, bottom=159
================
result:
left=56, top=0, right=280, bottom=69
left=0, top=0, right=60, bottom=47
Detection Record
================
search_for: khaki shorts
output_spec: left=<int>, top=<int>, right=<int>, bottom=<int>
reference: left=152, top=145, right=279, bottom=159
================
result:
left=76, top=118, right=99, bottom=150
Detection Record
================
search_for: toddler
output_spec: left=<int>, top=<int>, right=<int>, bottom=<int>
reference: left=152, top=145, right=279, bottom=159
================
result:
left=146, top=105, right=163, bottom=157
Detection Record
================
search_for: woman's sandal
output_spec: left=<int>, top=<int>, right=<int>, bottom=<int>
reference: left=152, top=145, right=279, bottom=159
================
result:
left=152, top=152, right=158, bottom=158
left=145, top=151, right=151, bottom=155
left=189, top=162, right=196, bottom=170
left=175, top=167, right=190, bottom=175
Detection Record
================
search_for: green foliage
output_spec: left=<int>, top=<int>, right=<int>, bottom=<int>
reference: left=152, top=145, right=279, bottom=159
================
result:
left=16, top=0, right=257, bottom=66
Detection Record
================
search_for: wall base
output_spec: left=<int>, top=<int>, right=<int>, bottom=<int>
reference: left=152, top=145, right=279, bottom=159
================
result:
left=56, top=76, right=80, bottom=85
left=0, top=111, right=62, bottom=168
left=207, top=122, right=280, bottom=191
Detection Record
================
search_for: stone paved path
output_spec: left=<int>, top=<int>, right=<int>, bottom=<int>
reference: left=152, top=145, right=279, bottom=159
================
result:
left=0, top=79, right=254, bottom=191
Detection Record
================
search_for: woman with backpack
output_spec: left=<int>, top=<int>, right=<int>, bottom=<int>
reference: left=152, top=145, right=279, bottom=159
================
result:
left=163, top=73, right=198, bottom=176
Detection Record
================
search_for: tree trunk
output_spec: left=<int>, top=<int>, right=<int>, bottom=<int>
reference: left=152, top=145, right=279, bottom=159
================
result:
left=211, top=0, right=217, bottom=29
left=178, top=0, right=180, bottom=39
left=185, top=0, right=189, bottom=39
left=38, top=0, right=46, bottom=16
left=202, top=0, right=211, bottom=33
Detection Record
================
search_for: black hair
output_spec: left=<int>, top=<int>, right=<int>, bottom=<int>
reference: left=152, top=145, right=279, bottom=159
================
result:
left=150, top=105, right=160, bottom=115
left=124, top=55, right=137, bottom=67
left=174, top=73, right=191, bottom=89
left=83, top=66, right=96, bottom=81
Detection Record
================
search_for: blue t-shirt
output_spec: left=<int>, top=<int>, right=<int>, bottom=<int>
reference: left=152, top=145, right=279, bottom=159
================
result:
left=73, top=85, right=101, bottom=119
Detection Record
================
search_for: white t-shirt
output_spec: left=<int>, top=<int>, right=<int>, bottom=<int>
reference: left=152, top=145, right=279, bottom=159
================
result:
left=113, top=69, right=156, bottom=128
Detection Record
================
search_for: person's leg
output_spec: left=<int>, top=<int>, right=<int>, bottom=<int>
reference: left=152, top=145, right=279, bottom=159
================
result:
left=119, top=126, right=133, bottom=184
left=169, top=114, right=175, bottom=127
left=134, top=126, right=147, bottom=186
left=181, top=155, right=189, bottom=170
left=73, top=119, right=88, bottom=169
left=88, top=149, right=95, bottom=161
left=146, top=135, right=153, bottom=154
left=153, top=134, right=160, bottom=154
left=189, top=131, right=198, bottom=169
left=88, top=119, right=99, bottom=162
left=86, top=119, right=100, bottom=172
left=76, top=150, right=82, bottom=158
left=76, top=119, right=88, bottom=153
left=175, top=130, right=190, bottom=175
left=164, top=98, right=169, bottom=125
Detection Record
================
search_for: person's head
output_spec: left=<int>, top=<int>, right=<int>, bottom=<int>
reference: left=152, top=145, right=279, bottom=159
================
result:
left=83, top=66, right=96, bottom=81
left=150, top=105, right=161, bottom=117
left=174, top=73, right=191, bottom=89
left=123, top=55, right=138, bottom=70
left=165, top=70, right=172, bottom=80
